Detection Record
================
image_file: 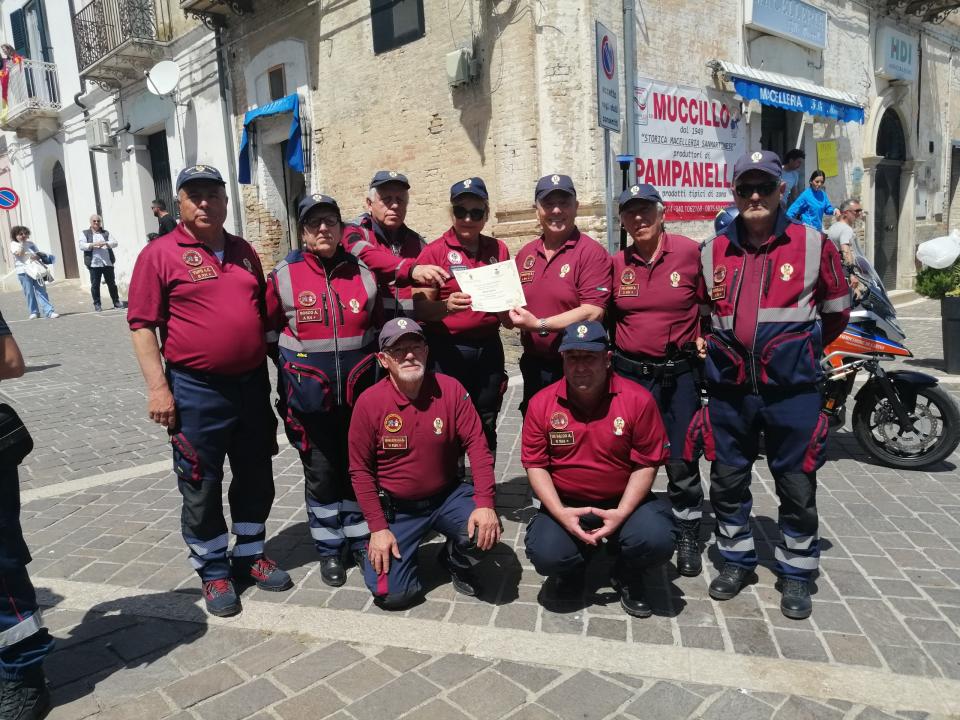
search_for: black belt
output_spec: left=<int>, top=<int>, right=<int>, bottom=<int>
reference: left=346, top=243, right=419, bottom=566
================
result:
left=166, top=362, right=264, bottom=384
left=389, top=485, right=455, bottom=514
left=612, top=350, right=692, bottom=379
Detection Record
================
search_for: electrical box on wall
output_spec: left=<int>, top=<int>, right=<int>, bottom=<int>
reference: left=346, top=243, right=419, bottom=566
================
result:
left=86, top=119, right=114, bottom=151
left=446, top=48, right=473, bottom=87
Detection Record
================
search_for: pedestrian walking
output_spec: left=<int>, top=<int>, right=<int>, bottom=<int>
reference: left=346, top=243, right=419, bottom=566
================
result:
left=0, top=314, right=54, bottom=720
left=9, top=227, right=58, bottom=319
left=786, top=170, right=839, bottom=231
left=610, top=184, right=706, bottom=577
left=689, top=150, right=850, bottom=619
left=128, top=164, right=292, bottom=617
left=413, top=177, right=509, bottom=458
left=78, top=215, right=125, bottom=311
left=151, top=198, right=177, bottom=237
left=349, top=318, right=501, bottom=609
left=265, top=194, right=379, bottom=588
left=508, top=174, right=612, bottom=414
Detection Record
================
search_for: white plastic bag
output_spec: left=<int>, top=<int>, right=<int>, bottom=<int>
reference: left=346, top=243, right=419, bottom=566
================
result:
left=24, top=259, right=47, bottom=283
left=916, top=229, right=960, bottom=269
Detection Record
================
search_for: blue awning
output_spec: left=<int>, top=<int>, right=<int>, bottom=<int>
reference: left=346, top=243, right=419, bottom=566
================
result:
left=238, top=93, right=304, bottom=184
left=711, top=61, right=865, bottom=124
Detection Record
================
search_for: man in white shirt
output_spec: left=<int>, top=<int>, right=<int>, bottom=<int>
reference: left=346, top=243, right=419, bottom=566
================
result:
left=780, top=149, right=805, bottom=207
left=78, top=215, right=125, bottom=311
left=826, top=199, right=861, bottom=269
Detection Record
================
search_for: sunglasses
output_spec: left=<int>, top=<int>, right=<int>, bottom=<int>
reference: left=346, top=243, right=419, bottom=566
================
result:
left=734, top=181, right=780, bottom=199
left=303, top=215, right=340, bottom=231
left=453, top=206, right=485, bottom=222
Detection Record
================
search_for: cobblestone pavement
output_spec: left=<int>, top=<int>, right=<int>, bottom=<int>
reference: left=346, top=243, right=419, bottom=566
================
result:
left=3, top=283, right=960, bottom=718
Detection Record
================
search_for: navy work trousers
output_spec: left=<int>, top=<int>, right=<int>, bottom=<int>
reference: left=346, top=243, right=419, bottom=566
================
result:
left=168, top=364, right=278, bottom=581
left=0, top=466, right=53, bottom=680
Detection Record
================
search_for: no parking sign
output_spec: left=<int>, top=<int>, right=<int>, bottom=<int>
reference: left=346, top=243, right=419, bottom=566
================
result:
left=0, top=187, right=19, bottom=210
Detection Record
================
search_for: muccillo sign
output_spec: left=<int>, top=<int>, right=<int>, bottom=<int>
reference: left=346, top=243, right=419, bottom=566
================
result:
left=634, top=77, right=745, bottom=221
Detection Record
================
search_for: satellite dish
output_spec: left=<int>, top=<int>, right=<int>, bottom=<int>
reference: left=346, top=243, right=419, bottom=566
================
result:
left=145, top=61, right=180, bottom=96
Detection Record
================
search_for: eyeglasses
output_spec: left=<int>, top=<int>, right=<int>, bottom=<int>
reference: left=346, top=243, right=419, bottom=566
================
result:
left=383, top=342, right=425, bottom=359
left=303, top=215, right=340, bottom=231
left=734, top=181, right=779, bottom=199
left=453, top=206, right=485, bottom=222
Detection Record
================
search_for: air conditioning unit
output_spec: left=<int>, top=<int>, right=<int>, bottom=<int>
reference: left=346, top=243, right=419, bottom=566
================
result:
left=446, top=48, right=473, bottom=87
left=86, top=119, right=114, bottom=151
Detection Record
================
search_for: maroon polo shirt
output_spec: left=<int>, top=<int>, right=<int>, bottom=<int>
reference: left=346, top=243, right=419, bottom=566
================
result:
left=349, top=372, right=496, bottom=532
left=416, top=228, right=510, bottom=340
left=514, top=230, right=612, bottom=357
left=522, top=374, right=670, bottom=503
left=611, top=233, right=704, bottom=358
left=127, top=225, right=267, bottom=375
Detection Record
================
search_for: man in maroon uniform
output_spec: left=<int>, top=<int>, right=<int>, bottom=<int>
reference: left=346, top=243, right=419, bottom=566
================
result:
left=523, top=321, right=674, bottom=617
left=349, top=318, right=501, bottom=609
left=509, top=174, right=612, bottom=414
left=128, top=165, right=291, bottom=617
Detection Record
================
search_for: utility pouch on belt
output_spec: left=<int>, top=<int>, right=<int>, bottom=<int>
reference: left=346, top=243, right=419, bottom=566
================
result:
left=378, top=487, right=396, bottom=523
left=0, top=403, right=33, bottom=466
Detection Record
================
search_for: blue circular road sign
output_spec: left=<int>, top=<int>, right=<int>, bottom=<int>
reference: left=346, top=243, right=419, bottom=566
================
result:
left=0, top=187, right=19, bottom=210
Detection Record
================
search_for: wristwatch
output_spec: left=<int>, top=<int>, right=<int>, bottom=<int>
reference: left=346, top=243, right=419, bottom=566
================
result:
left=537, top=318, right=549, bottom=337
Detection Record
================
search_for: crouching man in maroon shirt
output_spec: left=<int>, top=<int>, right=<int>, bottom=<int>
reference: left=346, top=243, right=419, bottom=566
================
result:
left=349, top=318, right=501, bottom=609
left=522, top=321, right=675, bottom=617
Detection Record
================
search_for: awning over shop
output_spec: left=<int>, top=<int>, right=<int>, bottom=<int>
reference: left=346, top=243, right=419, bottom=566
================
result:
left=238, top=93, right=304, bottom=184
left=709, top=60, right=865, bottom=124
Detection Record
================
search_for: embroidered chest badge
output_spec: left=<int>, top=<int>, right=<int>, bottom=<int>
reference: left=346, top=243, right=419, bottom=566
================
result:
left=349, top=298, right=361, bottom=313
left=433, top=418, right=443, bottom=435
left=523, top=255, right=536, bottom=270
left=550, top=411, right=569, bottom=430
left=713, top=265, right=727, bottom=284
left=613, top=417, right=625, bottom=436
left=559, top=263, right=571, bottom=278
left=620, top=267, right=636, bottom=285
left=448, top=250, right=462, bottom=264
left=384, top=413, right=403, bottom=433
left=298, top=290, right=317, bottom=307
left=780, top=263, right=794, bottom=281
left=182, top=250, right=202, bottom=267
left=670, top=271, right=681, bottom=288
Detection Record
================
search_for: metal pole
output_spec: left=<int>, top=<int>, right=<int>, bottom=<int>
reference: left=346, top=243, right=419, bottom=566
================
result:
left=622, top=0, right=637, bottom=173
left=605, top=129, right=616, bottom=254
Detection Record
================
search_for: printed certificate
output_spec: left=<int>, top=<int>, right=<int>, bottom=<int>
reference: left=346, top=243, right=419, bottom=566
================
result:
left=453, top=260, right=527, bottom=313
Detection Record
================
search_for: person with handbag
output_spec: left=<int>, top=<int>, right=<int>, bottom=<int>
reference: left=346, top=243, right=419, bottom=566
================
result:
left=0, top=313, right=53, bottom=719
left=9, top=227, right=58, bottom=320
left=77, top=214, right=125, bottom=312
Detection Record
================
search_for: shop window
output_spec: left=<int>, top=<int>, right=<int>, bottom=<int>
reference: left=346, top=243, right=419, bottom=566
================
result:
left=268, top=65, right=286, bottom=101
left=370, top=0, right=425, bottom=54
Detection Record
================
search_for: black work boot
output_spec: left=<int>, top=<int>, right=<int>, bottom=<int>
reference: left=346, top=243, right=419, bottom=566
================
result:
left=610, top=572, right=652, bottom=618
left=0, top=667, right=51, bottom=720
left=438, top=545, right=479, bottom=597
left=777, top=577, right=813, bottom=620
left=708, top=562, right=754, bottom=600
left=675, top=520, right=702, bottom=577
left=320, top=555, right=346, bottom=587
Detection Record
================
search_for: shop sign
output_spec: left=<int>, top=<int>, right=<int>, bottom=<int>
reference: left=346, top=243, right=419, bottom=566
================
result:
left=633, top=77, right=746, bottom=221
left=876, top=26, right=917, bottom=82
left=744, top=0, right=827, bottom=51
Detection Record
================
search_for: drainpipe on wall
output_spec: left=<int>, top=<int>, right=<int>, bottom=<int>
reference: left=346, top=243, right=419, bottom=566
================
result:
left=68, top=0, right=102, bottom=218
left=214, top=25, right=243, bottom=235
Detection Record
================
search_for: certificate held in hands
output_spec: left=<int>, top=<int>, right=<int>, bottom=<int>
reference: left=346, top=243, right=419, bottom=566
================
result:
left=452, top=260, right=527, bottom=313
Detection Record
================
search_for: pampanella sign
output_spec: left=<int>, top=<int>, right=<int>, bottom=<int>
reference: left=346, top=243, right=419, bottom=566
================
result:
left=745, top=0, right=827, bottom=51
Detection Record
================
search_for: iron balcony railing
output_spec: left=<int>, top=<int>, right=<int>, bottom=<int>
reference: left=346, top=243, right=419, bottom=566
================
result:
left=4, top=59, right=61, bottom=118
left=72, top=0, right=170, bottom=72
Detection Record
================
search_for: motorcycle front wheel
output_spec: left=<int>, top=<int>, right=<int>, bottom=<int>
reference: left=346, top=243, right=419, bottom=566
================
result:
left=852, top=385, right=960, bottom=469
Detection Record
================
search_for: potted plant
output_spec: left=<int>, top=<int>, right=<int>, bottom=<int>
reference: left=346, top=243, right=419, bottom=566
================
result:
left=914, top=259, right=960, bottom=374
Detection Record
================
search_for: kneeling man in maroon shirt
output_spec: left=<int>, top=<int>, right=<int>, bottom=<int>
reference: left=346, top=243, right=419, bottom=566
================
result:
left=522, top=321, right=675, bottom=617
left=349, top=318, right=501, bottom=609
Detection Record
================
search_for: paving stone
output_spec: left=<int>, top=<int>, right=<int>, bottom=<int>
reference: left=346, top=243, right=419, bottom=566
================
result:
left=346, top=674, right=439, bottom=720
left=93, top=656, right=183, bottom=707
left=504, top=705, right=561, bottom=720
left=376, top=647, right=430, bottom=672
left=876, top=644, right=941, bottom=677
left=586, top=616, right=627, bottom=641
left=104, top=619, right=200, bottom=662
left=403, top=699, right=473, bottom=719
left=167, top=627, right=269, bottom=672
left=724, top=618, right=778, bottom=658
left=46, top=680, right=102, bottom=720
left=922, top=641, right=960, bottom=679
left=95, top=690, right=173, bottom=720
left=495, top=603, right=540, bottom=631
left=540, top=609, right=584, bottom=635
left=495, top=661, right=561, bottom=692
left=419, top=653, right=491, bottom=687
left=447, top=669, right=527, bottom=720
left=702, top=689, right=774, bottom=720
left=846, top=600, right=916, bottom=647
left=904, top=618, right=960, bottom=643
left=679, top=625, right=725, bottom=650
left=772, top=696, right=845, bottom=720
left=325, top=588, right=371, bottom=610
left=164, top=663, right=243, bottom=708
left=538, top=670, right=631, bottom=720
left=273, top=685, right=344, bottom=720
left=626, top=680, right=704, bottom=720
left=326, top=658, right=394, bottom=700
left=232, top=635, right=308, bottom=676
left=773, top=628, right=830, bottom=663
left=274, top=643, right=366, bottom=692
left=193, top=677, right=286, bottom=720
left=821, top=633, right=882, bottom=668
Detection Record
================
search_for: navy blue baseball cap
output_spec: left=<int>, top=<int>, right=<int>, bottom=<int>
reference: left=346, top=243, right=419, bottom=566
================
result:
left=732, top=150, right=783, bottom=182
left=618, top=183, right=663, bottom=211
left=535, top=174, right=576, bottom=202
left=176, top=164, right=225, bottom=191
left=378, top=317, right=424, bottom=350
left=558, top=320, right=609, bottom=353
left=370, top=170, right=410, bottom=189
left=450, top=177, right=488, bottom=201
left=297, top=193, right=340, bottom=223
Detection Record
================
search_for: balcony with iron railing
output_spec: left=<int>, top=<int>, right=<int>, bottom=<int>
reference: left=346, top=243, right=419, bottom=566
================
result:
left=72, top=0, right=172, bottom=88
left=179, top=0, right=252, bottom=28
left=1, top=59, right=61, bottom=140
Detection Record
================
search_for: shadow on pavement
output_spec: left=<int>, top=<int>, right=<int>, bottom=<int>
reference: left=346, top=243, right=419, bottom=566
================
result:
left=23, top=363, right=60, bottom=373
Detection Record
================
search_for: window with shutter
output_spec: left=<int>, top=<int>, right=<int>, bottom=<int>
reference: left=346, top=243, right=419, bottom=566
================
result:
left=10, top=9, right=29, bottom=57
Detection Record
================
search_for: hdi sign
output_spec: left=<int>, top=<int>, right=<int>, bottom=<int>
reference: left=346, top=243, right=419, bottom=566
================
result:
left=876, top=26, right=917, bottom=82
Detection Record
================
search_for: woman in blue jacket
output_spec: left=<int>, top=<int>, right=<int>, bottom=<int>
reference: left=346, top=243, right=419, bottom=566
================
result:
left=786, top=170, right=839, bottom=231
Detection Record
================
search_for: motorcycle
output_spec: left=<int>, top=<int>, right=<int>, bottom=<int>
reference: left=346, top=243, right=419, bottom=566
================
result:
left=821, top=237, right=960, bottom=469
